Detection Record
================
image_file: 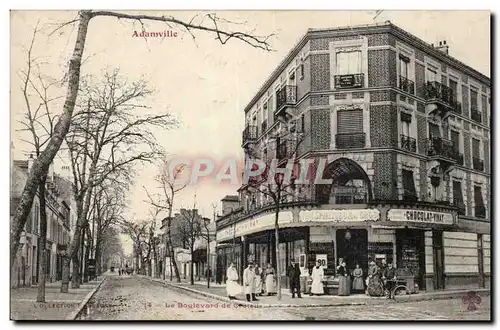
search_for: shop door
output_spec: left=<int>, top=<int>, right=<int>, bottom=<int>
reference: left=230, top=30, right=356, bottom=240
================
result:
left=396, top=229, right=426, bottom=290
left=336, top=229, right=368, bottom=273
left=432, top=231, right=445, bottom=290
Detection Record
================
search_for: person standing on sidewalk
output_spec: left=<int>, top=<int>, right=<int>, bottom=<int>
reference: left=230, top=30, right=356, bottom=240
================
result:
left=226, top=263, right=241, bottom=300
left=243, top=263, right=258, bottom=302
left=265, top=264, right=277, bottom=296
left=310, top=260, right=324, bottom=296
left=290, top=262, right=302, bottom=298
left=337, top=260, right=350, bottom=296
left=254, top=265, right=263, bottom=296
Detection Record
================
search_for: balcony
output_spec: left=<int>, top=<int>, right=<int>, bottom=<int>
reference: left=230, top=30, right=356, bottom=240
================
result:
left=400, top=135, right=417, bottom=152
left=335, top=132, right=366, bottom=149
left=471, top=106, right=482, bottom=123
left=426, top=137, right=455, bottom=160
left=423, top=81, right=461, bottom=116
left=334, top=73, right=364, bottom=89
left=275, top=85, right=297, bottom=116
left=473, top=157, right=484, bottom=171
left=242, top=125, right=257, bottom=146
left=398, top=75, right=415, bottom=94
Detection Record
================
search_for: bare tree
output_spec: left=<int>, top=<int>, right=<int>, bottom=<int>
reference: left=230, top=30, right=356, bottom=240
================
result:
left=144, top=157, right=188, bottom=282
left=64, top=70, right=174, bottom=289
left=16, top=24, right=64, bottom=302
left=242, top=120, right=308, bottom=300
left=120, top=219, right=149, bottom=274
left=12, top=9, right=273, bottom=271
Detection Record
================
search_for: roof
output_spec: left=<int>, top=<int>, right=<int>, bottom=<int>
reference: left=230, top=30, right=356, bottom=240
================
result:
left=221, top=195, right=239, bottom=202
left=243, top=21, right=490, bottom=114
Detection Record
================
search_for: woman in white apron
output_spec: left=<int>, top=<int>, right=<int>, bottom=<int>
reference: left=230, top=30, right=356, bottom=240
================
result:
left=265, top=264, right=277, bottom=295
left=226, top=263, right=242, bottom=299
left=254, top=265, right=263, bottom=296
left=310, top=260, right=325, bottom=296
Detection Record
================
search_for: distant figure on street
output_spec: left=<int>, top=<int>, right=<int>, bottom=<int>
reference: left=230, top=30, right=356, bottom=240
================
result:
left=352, top=263, right=364, bottom=292
left=243, top=263, right=258, bottom=302
left=118, top=268, right=122, bottom=276
left=287, top=261, right=295, bottom=293
left=225, top=263, right=241, bottom=299
left=290, top=262, right=302, bottom=298
left=265, top=264, right=277, bottom=295
left=310, top=260, right=324, bottom=296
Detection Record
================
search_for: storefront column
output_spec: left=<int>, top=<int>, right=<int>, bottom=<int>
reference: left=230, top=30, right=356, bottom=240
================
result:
left=477, top=234, right=485, bottom=288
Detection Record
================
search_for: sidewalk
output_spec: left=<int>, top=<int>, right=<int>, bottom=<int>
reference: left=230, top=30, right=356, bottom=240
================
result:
left=145, top=276, right=490, bottom=308
left=10, top=275, right=106, bottom=320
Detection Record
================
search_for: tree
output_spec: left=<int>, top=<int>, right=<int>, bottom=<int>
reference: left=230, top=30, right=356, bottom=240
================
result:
left=144, top=157, right=188, bottom=282
left=16, top=24, right=64, bottom=302
left=243, top=120, right=308, bottom=300
left=120, top=219, right=149, bottom=274
left=64, top=69, right=174, bottom=289
left=176, top=199, right=202, bottom=285
left=11, top=9, right=273, bottom=271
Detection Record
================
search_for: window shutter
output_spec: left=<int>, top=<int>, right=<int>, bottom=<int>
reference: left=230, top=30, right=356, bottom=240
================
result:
left=400, top=112, right=412, bottom=123
left=337, top=109, right=363, bottom=134
left=453, top=181, right=464, bottom=206
left=402, top=170, right=417, bottom=201
left=474, top=186, right=485, bottom=217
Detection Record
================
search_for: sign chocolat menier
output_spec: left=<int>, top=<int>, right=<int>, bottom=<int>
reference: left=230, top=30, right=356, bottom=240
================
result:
left=387, top=209, right=454, bottom=225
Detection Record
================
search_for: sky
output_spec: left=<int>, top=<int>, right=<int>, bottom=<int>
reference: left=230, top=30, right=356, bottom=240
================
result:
left=10, top=10, right=490, bottom=255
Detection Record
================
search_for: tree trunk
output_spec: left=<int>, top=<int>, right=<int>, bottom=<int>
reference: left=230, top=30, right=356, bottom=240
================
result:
left=83, top=229, right=91, bottom=283
left=95, top=235, right=102, bottom=275
left=36, top=175, right=47, bottom=302
left=190, top=246, right=194, bottom=285
left=10, top=11, right=92, bottom=270
left=60, top=255, right=70, bottom=293
left=275, top=207, right=281, bottom=300
left=167, top=219, right=181, bottom=282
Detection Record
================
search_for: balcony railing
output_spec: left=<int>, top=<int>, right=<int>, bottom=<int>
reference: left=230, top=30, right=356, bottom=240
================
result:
left=336, top=132, right=366, bottom=149
left=334, top=73, right=364, bottom=89
left=401, top=134, right=417, bottom=152
left=398, top=75, right=415, bottom=94
left=471, top=106, right=482, bottom=123
left=276, top=85, right=297, bottom=114
left=473, top=157, right=484, bottom=171
left=424, top=81, right=454, bottom=104
left=242, top=125, right=257, bottom=145
left=426, top=137, right=455, bottom=160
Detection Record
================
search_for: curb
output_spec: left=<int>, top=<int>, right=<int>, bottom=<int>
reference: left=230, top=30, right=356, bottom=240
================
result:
left=66, top=276, right=107, bottom=320
left=145, top=276, right=367, bottom=308
left=144, top=276, right=490, bottom=308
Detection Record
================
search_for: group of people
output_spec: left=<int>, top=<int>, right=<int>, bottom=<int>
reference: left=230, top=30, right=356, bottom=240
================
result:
left=226, top=262, right=278, bottom=302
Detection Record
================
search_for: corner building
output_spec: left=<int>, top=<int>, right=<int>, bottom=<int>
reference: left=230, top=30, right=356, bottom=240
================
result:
left=216, top=22, right=491, bottom=292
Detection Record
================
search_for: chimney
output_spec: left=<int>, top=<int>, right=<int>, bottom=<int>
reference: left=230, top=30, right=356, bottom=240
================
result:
left=434, top=39, right=449, bottom=55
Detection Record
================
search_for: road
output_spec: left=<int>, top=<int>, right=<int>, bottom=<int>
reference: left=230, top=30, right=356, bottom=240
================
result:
left=79, top=275, right=490, bottom=321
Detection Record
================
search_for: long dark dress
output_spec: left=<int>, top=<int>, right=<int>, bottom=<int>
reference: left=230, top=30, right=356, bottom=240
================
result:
left=352, top=267, right=364, bottom=291
left=337, top=265, right=350, bottom=296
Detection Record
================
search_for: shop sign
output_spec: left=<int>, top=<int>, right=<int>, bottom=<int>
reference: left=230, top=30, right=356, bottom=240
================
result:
left=216, top=211, right=293, bottom=242
left=387, top=209, right=454, bottom=225
left=315, top=254, right=327, bottom=268
left=299, top=209, right=380, bottom=223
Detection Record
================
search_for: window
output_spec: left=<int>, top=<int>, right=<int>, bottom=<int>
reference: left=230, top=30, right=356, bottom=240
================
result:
left=472, top=138, right=481, bottom=159
left=399, top=55, right=409, bottom=78
left=336, top=50, right=362, bottom=75
left=301, top=114, right=305, bottom=133
left=474, top=185, right=486, bottom=218
left=449, top=79, right=458, bottom=100
left=429, top=123, right=441, bottom=138
left=426, top=67, right=437, bottom=82
left=400, top=113, right=411, bottom=136
left=300, top=63, right=304, bottom=80
left=34, top=204, right=39, bottom=235
left=453, top=181, right=465, bottom=215
left=402, top=169, right=418, bottom=201
left=470, top=89, right=478, bottom=109
left=336, top=109, right=364, bottom=148
left=450, top=130, right=460, bottom=152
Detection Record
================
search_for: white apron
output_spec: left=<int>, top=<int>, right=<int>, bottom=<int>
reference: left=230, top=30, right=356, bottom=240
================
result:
left=265, top=273, right=276, bottom=293
left=311, top=266, right=324, bottom=294
left=226, top=267, right=242, bottom=297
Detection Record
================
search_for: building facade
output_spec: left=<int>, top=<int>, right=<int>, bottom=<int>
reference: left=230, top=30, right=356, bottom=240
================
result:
left=216, top=22, right=490, bottom=292
left=11, top=157, right=72, bottom=288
